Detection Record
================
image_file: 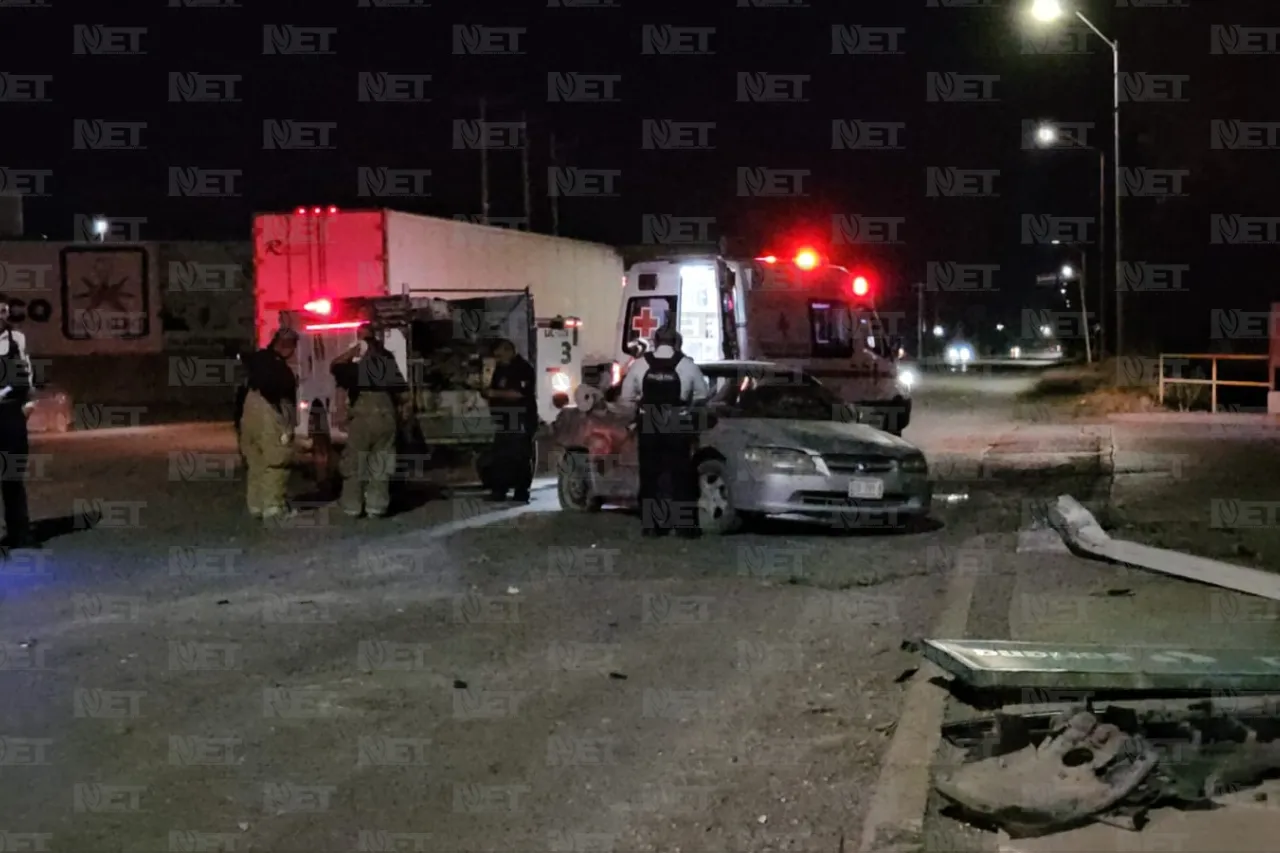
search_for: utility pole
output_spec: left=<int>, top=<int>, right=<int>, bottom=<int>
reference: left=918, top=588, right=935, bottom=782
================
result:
left=520, top=112, right=532, bottom=229
left=548, top=131, right=560, bottom=236
left=479, top=97, right=490, bottom=225
left=1078, top=249, right=1092, bottom=364
left=916, top=282, right=925, bottom=359
left=1096, top=148, right=1107, bottom=359
left=1112, top=40, right=1123, bottom=359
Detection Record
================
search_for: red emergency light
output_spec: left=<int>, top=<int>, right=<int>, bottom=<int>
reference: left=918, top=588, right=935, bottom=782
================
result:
left=794, top=249, right=820, bottom=270
left=756, top=255, right=779, bottom=265
left=852, top=276, right=870, bottom=297
left=303, top=298, right=333, bottom=315
left=304, top=321, right=366, bottom=332
left=294, top=206, right=340, bottom=215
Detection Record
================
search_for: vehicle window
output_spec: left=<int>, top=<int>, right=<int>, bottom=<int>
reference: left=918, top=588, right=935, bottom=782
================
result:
left=809, top=301, right=854, bottom=359
left=704, top=373, right=746, bottom=406
left=857, top=312, right=892, bottom=359
left=736, top=380, right=841, bottom=421
left=623, top=296, right=676, bottom=347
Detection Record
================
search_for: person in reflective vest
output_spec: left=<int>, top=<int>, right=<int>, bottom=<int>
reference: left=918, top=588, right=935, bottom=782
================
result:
left=241, top=328, right=299, bottom=522
left=330, top=321, right=409, bottom=518
left=0, top=300, right=35, bottom=548
left=619, top=327, right=709, bottom=537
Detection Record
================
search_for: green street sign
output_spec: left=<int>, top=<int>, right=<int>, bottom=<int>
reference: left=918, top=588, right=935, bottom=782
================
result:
left=923, top=639, right=1280, bottom=692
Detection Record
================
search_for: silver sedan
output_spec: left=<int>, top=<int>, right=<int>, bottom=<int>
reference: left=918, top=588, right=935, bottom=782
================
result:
left=552, top=361, right=932, bottom=534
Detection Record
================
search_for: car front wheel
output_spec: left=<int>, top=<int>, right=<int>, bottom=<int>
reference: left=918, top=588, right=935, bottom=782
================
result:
left=696, top=458, right=743, bottom=535
left=558, top=450, right=602, bottom=512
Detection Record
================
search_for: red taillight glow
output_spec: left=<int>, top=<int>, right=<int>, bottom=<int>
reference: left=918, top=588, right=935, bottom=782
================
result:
left=794, top=249, right=819, bottom=270
left=756, top=255, right=778, bottom=264
left=304, top=321, right=366, bottom=331
left=327, top=205, right=338, bottom=213
left=312, top=206, right=322, bottom=214
left=852, top=276, right=869, bottom=296
left=295, top=207, right=307, bottom=215
left=303, top=298, right=332, bottom=315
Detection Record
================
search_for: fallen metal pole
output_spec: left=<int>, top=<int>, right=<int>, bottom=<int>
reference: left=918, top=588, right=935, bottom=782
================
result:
left=1049, top=495, right=1280, bottom=602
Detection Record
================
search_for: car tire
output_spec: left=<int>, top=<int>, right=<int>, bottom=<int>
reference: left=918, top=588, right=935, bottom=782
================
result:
left=696, top=457, right=742, bottom=535
left=557, top=450, right=602, bottom=512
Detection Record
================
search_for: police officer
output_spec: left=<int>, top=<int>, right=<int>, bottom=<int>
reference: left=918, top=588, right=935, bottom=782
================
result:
left=0, top=300, right=35, bottom=548
left=241, top=328, right=299, bottom=522
left=330, top=321, right=409, bottom=518
left=619, top=327, right=710, bottom=538
left=484, top=338, right=537, bottom=503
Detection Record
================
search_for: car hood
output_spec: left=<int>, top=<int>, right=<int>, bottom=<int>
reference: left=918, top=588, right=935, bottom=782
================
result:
left=724, top=418, right=922, bottom=458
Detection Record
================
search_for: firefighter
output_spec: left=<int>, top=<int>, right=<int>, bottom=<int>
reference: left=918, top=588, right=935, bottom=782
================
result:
left=483, top=338, right=537, bottom=503
left=241, top=328, right=299, bottom=521
left=330, top=321, right=408, bottom=518
left=619, top=327, right=710, bottom=538
left=0, top=300, right=35, bottom=548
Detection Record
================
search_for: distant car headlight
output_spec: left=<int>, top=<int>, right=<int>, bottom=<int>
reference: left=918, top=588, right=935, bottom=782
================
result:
left=899, top=455, right=928, bottom=474
left=743, top=447, right=827, bottom=476
left=945, top=345, right=972, bottom=364
left=897, top=367, right=918, bottom=390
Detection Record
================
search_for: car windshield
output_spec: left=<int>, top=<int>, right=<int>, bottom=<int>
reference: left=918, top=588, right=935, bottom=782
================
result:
left=707, top=371, right=843, bottom=421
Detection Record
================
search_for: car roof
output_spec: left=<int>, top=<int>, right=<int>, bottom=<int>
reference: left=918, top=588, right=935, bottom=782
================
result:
left=699, top=360, right=808, bottom=377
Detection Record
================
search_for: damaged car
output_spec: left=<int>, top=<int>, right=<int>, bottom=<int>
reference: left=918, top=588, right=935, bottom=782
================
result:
left=551, top=360, right=933, bottom=534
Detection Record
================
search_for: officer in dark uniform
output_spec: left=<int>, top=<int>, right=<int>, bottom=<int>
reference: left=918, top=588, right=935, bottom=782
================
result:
left=0, top=299, right=34, bottom=548
left=619, top=327, right=709, bottom=537
left=484, top=338, right=538, bottom=503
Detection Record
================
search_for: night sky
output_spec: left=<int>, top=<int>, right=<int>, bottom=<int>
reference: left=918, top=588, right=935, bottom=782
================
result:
left=4, top=0, right=1278, bottom=350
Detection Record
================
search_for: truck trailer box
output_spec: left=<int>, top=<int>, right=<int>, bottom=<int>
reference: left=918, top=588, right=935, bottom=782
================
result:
left=253, top=208, right=625, bottom=364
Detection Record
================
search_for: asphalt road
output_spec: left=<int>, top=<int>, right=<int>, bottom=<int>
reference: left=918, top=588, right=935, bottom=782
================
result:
left=2, top=372, right=1276, bottom=852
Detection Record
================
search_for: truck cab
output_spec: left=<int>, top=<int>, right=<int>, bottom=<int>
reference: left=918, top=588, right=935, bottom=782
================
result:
left=614, top=249, right=912, bottom=434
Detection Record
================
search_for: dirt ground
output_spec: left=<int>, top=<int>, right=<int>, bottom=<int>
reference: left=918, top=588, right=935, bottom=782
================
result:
left=0, top=396, right=1090, bottom=852
left=5, top=385, right=1275, bottom=853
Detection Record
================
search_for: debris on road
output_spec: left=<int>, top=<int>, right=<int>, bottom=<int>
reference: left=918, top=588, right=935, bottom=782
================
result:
left=935, top=707, right=1158, bottom=837
left=936, top=699, right=1280, bottom=838
left=921, top=638, right=1280, bottom=692
left=1048, top=495, right=1280, bottom=602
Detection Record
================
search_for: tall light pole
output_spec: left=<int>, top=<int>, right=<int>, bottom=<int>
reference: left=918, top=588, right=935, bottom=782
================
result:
left=1060, top=262, right=1091, bottom=363
left=1029, top=0, right=1122, bottom=357
left=1035, top=121, right=1107, bottom=357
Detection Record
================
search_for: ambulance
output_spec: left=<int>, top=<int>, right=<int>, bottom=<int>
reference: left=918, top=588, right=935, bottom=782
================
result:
left=606, top=247, right=913, bottom=434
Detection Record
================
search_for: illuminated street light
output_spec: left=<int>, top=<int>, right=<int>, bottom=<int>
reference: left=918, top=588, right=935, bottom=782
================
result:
left=1040, top=325, right=1052, bottom=337
left=92, top=217, right=108, bottom=241
left=995, top=323, right=1005, bottom=332
left=932, top=325, right=944, bottom=338
left=1061, top=265, right=1075, bottom=278
left=1027, top=0, right=1123, bottom=357
left=1036, top=124, right=1058, bottom=145
left=1030, top=0, right=1064, bottom=21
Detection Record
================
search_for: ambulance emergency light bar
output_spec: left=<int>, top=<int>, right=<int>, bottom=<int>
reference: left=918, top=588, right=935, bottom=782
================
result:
left=755, top=249, right=873, bottom=297
left=295, top=206, right=340, bottom=215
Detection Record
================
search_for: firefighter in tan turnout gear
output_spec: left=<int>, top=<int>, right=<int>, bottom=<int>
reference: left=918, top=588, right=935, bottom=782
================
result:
left=330, top=320, right=409, bottom=518
left=241, top=328, right=299, bottom=521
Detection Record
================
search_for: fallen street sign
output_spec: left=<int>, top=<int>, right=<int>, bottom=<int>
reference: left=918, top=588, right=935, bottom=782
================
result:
left=923, top=639, right=1280, bottom=692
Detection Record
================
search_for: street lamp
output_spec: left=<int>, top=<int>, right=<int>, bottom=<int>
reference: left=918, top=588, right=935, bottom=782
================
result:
left=1028, top=1, right=1122, bottom=357
left=995, top=323, right=1005, bottom=332
left=1058, top=262, right=1093, bottom=363
left=1036, top=122, right=1108, bottom=357
left=92, top=217, right=108, bottom=242
left=932, top=325, right=944, bottom=338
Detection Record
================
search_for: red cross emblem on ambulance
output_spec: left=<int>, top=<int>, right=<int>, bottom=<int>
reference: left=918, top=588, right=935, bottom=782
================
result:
left=631, top=306, right=660, bottom=338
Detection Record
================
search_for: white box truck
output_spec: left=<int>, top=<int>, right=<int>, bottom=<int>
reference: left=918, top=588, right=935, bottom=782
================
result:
left=253, top=207, right=626, bottom=442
